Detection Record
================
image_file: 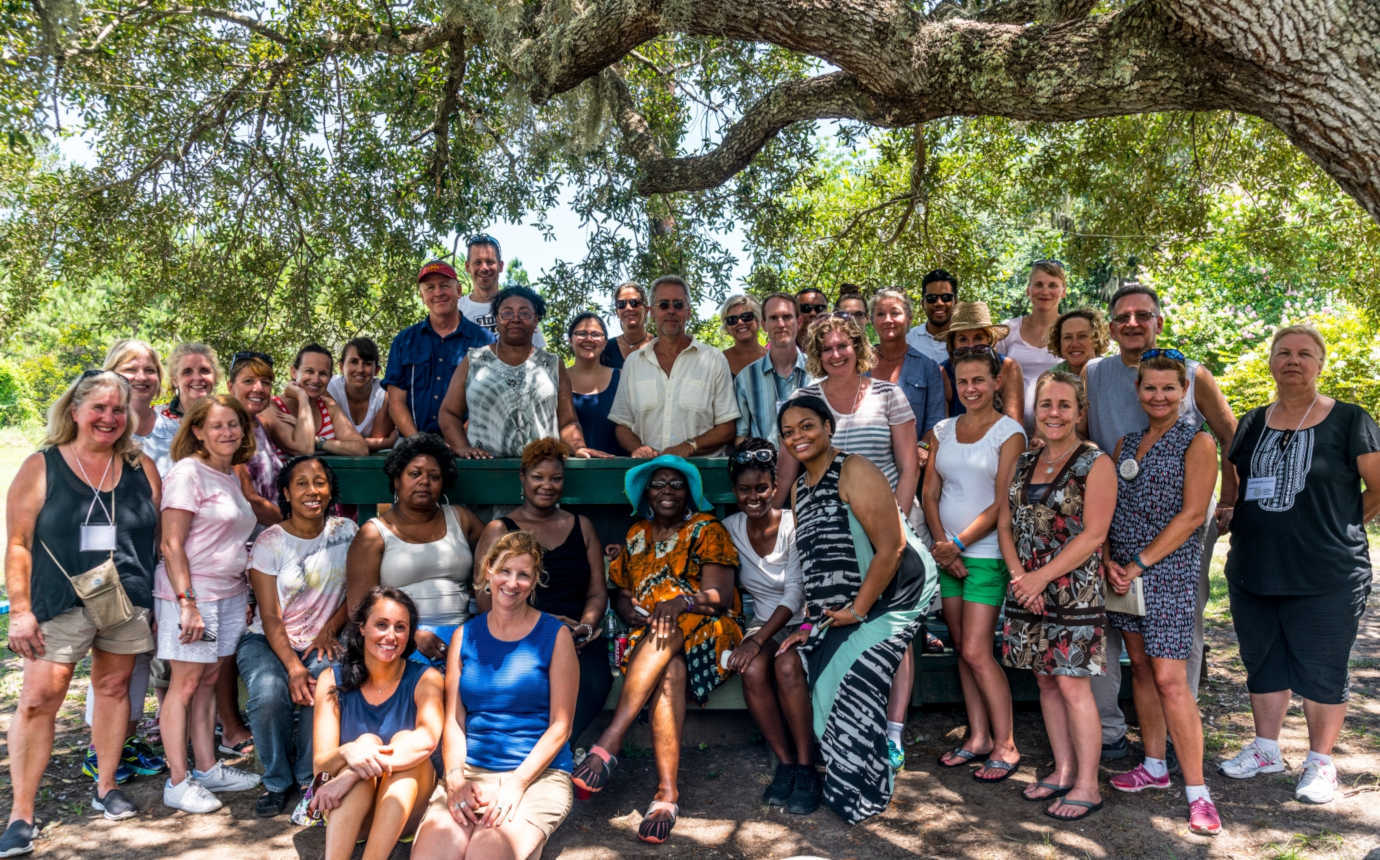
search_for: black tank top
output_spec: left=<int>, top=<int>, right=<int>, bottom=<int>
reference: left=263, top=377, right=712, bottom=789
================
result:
left=30, top=448, right=158, bottom=622
left=499, top=514, right=589, bottom=619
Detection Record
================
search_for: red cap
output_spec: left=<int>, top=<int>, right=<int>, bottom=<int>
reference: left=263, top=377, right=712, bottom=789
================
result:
left=417, top=259, right=458, bottom=282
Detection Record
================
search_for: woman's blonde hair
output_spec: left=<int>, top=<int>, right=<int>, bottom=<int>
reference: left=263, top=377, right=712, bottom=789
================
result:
left=476, top=530, right=548, bottom=600
left=170, top=393, right=256, bottom=465
left=165, top=342, right=222, bottom=400
left=102, top=339, right=164, bottom=390
left=719, top=294, right=763, bottom=335
left=867, top=287, right=913, bottom=324
left=1046, top=308, right=1110, bottom=359
left=1033, top=369, right=1088, bottom=415
left=1270, top=325, right=1327, bottom=365
left=803, top=314, right=875, bottom=378
left=43, top=371, right=141, bottom=462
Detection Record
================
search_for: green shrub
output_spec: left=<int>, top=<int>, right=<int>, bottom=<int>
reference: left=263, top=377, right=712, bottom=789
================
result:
left=0, top=359, right=38, bottom=426
left=1219, top=309, right=1380, bottom=417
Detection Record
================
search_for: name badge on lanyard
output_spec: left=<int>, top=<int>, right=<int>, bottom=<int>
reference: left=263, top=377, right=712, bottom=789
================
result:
left=81, top=524, right=117, bottom=553
left=1244, top=475, right=1277, bottom=502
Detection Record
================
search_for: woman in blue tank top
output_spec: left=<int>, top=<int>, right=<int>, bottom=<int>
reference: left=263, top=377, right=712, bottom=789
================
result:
left=307, top=587, right=444, bottom=859
left=413, top=531, right=578, bottom=860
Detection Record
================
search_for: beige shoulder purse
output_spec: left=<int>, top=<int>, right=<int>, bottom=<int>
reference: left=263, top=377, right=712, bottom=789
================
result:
left=39, top=482, right=136, bottom=630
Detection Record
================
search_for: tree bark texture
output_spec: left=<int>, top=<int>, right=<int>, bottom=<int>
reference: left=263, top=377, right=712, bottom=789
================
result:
left=515, top=0, right=1380, bottom=221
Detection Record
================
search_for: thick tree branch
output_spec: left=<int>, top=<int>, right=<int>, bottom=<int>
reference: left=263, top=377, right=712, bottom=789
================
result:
left=430, top=31, right=467, bottom=193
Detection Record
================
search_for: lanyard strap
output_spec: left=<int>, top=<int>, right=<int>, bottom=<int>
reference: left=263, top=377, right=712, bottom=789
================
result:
left=71, top=453, right=116, bottom=528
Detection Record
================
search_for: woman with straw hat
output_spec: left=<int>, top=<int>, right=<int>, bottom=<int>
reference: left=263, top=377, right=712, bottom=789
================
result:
left=941, top=302, right=1024, bottom=425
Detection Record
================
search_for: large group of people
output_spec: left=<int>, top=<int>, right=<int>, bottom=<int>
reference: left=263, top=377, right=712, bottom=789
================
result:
left=2, top=236, right=1376, bottom=857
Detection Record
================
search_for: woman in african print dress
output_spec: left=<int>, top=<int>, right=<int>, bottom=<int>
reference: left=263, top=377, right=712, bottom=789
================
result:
left=775, top=395, right=938, bottom=824
left=569, top=455, right=741, bottom=844
left=999, top=370, right=1116, bottom=823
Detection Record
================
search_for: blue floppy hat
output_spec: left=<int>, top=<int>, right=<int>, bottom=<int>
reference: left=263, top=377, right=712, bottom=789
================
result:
left=623, top=455, right=712, bottom=517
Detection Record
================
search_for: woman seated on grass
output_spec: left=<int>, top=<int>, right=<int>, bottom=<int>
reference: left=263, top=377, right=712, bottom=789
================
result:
left=308, top=587, right=444, bottom=859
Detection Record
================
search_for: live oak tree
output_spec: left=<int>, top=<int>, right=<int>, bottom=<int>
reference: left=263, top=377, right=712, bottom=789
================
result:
left=2, top=0, right=1378, bottom=363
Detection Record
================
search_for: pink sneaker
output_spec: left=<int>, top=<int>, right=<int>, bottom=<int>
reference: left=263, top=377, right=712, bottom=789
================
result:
left=1188, top=797, right=1222, bottom=835
left=1109, top=763, right=1171, bottom=793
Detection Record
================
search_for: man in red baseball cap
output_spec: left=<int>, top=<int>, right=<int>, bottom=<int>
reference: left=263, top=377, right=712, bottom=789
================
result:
left=381, top=257, right=494, bottom=436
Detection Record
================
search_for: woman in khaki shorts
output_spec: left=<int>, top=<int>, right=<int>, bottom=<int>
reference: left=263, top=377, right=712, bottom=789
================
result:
left=2, top=371, right=162, bottom=855
left=411, top=531, right=578, bottom=859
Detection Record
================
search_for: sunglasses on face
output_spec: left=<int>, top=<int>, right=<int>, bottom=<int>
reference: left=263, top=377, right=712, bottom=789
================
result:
left=724, top=311, right=756, bottom=326
left=1112, top=310, right=1158, bottom=325
left=798, top=303, right=828, bottom=314
left=1140, top=347, right=1186, bottom=362
left=230, top=350, right=274, bottom=368
left=615, top=298, right=643, bottom=310
left=656, top=299, right=686, bottom=311
left=923, top=293, right=956, bottom=304
left=732, top=448, right=776, bottom=466
left=648, top=478, right=687, bottom=490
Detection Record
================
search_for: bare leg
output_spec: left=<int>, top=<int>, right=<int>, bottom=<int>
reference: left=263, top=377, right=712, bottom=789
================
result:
left=885, top=645, right=914, bottom=723
left=324, top=777, right=377, bottom=860
left=1047, top=675, right=1103, bottom=817
left=1249, top=690, right=1292, bottom=741
left=1151, top=657, right=1203, bottom=785
left=7, top=659, right=75, bottom=824
left=741, top=648, right=794, bottom=764
left=363, top=761, right=436, bottom=860
left=190, top=661, right=223, bottom=774
left=411, top=795, right=475, bottom=859
left=89, top=649, right=136, bottom=797
left=590, top=628, right=683, bottom=756
left=1122, top=632, right=1167, bottom=759
left=215, top=656, right=251, bottom=748
left=773, top=649, right=815, bottom=765
left=1301, top=699, right=1348, bottom=756
left=1028, top=672, right=1075, bottom=797
left=941, top=597, right=990, bottom=759
left=649, top=655, right=686, bottom=807
left=467, top=818, right=549, bottom=860
left=960, top=601, right=1018, bottom=778
left=162, top=660, right=211, bottom=785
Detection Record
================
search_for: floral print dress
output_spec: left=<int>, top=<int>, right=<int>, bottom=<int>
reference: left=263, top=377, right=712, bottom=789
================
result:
left=608, top=513, right=743, bottom=703
left=1001, top=443, right=1107, bottom=677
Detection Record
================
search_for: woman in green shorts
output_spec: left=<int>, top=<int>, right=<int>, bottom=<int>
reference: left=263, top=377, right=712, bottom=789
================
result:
left=922, top=346, right=1027, bottom=782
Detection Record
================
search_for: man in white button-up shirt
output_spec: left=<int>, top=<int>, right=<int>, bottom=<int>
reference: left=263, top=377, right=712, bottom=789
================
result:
left=610, top=275, right=740, bottom=458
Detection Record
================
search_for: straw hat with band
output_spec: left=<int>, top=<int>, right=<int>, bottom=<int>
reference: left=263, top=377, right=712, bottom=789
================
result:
left=945, top=301, right=1010, bottom=344
left=623, top=455, right=713, bottom=518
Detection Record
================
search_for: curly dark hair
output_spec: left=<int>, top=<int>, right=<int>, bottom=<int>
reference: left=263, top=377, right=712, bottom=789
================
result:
left=331, top=586, right=419, bottom=699
left=728, top=437, right=778, bottom=484
left=493, top=285, right=547, bottom=321
left=275, top=454, right=340, bottom=519
left=384, top=433, right=458, bottom=493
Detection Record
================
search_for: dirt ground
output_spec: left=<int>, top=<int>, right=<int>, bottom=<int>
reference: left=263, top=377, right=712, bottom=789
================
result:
left=2, top=560, right=1378, bottom=859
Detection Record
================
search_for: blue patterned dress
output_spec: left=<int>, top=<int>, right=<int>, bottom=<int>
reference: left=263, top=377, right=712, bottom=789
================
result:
left=1107, top=418, right=1206, bottom=659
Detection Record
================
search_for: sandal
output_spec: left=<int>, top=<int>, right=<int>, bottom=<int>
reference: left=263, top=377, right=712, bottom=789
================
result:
left=1022, top=780, right=1073, bottom=801
left=637, top=800, right=679, bottom=844
left=974, top=757, right=1021, bottom=783
left=571, top=745, right=618, bottom=799
left=217, top=737, right=255, bottom=757
left=1043, top=798, right=1103, bottom=821
left=938, top=747, right=988, bottom=768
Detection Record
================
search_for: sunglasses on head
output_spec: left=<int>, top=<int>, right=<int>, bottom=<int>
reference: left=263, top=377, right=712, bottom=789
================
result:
left=1140, top=347, right=1186, bottom=363
left=732, top=448, right=776, bottom=466
left=923, top=293, right=956, bottom=304
left=798, top=303, right=828, bottom=314
left=724, top=311, right=756, bottom=326
left=465, top=233, right=501, bottom=256
left=1032, top=258, right=1065, bottom=268
left=615, top=298, right=643, bottom=310
left=230, top=350, right=274, bottom=368
left=656, top=299, right=686, bottom=311
left=952, top=345, right=996, bottom=359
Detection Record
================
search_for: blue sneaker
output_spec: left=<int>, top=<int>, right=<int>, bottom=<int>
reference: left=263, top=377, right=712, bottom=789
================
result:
left=82, top=747, right=134, bottom=785
left=122, top=737, right=167, bottom=776
left=887, top=739, right=906, bottom=772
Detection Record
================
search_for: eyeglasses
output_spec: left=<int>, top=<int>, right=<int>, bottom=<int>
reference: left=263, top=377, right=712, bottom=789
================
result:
left=497, top=308, right=536, bottom=322
left=230, top=350, right=274, bottom=368
left=724, top=311, right=756, bottom=326
left=465, top=233, right=501, bottom=256
left=732, top=448, right=776, bottom=466
left=1112, top=310, right=1158, bottom=325
left=648, top=478, right=687, bottom=490
left=570, top=330, right=605, bottom=340
left=656, top=299, right=686, bottom=311
left=923, top=293, right=956, bottom=304
left=1140, top=348, right=1186, bottom=362
left=615, top=298, right=643, bottom=310
left=952, top=345, right=996, bottom=359
left=798, top=303, right=828, bottom=314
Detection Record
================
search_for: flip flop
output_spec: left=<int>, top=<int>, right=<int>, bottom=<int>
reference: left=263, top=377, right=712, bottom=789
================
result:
left=974, top=758, right=1021, bottom=783
left=938, top=747, right=988, bottom=768
left=637, top=800, right=679, bottom=844
left=1043, top=798, right=1104, bottom=821
left=571, top=745, right=618, bottom=799
left=1022, top=780, right=1073, bottom=801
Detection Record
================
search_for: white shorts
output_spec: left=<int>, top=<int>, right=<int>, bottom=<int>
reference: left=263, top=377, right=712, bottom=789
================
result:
left=155, top=592, right=248, bottom=664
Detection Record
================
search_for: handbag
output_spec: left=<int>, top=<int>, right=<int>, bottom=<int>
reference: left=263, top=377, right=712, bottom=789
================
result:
left=1104, top=576, right=1146, bottom=616
left=38, top=479, right=136, bottom=630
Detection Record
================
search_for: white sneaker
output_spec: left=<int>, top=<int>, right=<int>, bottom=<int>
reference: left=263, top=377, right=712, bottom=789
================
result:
left=164, top=777, right=223, bottom=813
left=194, top=761, right=262, bottom=793
left=1218, top=741, right=1285, bottom=779
left=1294, top=760, right=1337, bottom=804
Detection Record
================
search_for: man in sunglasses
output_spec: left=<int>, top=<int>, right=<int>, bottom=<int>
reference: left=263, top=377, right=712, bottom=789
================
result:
left=735, top=292, right=809, bottom=444
left=382, top=259, right=495, bottom=436
left=1084, top=283, right=1238, bottom=762
left=609, top=275, right=740, bottom=458
left=794, top=287, right=829, bottom=349
left=905, top=268, right=958, bottom=364
left=460, top=233, right=545, bottom=348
